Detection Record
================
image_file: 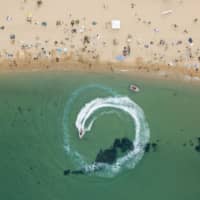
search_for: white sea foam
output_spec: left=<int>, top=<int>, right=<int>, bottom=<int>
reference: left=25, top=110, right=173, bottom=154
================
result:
left=63, top=84, right=150, bottom=177
left=75, top=96, right=150, bottom=177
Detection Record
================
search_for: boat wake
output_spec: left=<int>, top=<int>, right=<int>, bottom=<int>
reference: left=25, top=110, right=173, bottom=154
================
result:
left=63, top=84, right=150, bottom=177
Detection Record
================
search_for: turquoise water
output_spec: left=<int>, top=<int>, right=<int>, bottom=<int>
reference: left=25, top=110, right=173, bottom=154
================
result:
left=0, top=71, right=200, bottom=199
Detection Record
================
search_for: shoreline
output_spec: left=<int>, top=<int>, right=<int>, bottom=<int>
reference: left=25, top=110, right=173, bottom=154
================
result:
left=1, top=55, right=200, bottom=85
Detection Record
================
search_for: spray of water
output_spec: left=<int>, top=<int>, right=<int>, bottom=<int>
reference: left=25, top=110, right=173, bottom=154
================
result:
left=63, top=84, right=150, bottom=177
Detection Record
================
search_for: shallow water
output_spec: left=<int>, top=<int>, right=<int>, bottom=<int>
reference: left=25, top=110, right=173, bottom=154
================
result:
left=0, top=71, right=200, bottom=200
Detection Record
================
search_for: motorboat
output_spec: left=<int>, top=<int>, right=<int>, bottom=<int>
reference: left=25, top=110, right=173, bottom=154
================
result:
left=129, top=84, right=140, bottom=92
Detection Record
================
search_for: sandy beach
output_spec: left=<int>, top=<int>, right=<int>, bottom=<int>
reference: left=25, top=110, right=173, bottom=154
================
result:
left=0, top=0, right=200, bottom=81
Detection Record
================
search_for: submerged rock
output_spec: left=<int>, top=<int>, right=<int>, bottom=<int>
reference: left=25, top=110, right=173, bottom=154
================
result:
left=71, top=170, right=84, bottom=175
left=95, top=137, right=134, bottom=165
left=63, top=169, right=71, bottom=176
left=144, top=142, right=158, bottom=152
left=195, top=145, right=200, bottom=152
left=17, top=106, right=23, bottom=114
left=194, top=137, right=200, bottom=153
left=151, top=143, right=158, bottom=151
left=120, top=137, right=134, bottom=152
left=144, top=143, right=151, bottom=152
left=113, top=137, right=134, bottom=152
left=95, top=148, right=117, bottom=164
left=194, top=137, right=200, bottom=152
left=113, top=138, right=121, bottom=149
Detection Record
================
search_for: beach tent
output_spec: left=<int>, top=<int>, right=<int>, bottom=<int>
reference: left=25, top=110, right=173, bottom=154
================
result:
left=112, top=20, right=120, bottom=29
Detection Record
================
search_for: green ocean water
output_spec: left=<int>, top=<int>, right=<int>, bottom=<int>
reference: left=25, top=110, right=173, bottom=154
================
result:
left=0, top=71, right=200, bottom=200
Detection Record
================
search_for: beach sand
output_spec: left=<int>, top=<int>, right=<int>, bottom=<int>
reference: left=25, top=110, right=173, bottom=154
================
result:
left=0, top=0, right=200, bottom=81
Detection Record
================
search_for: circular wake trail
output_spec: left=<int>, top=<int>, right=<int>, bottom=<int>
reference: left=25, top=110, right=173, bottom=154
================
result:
left=75, top=96, right=150, bottom=177
left=63, top=84, right=150, bottom=177
left=76, top=97, right=141, bottom=138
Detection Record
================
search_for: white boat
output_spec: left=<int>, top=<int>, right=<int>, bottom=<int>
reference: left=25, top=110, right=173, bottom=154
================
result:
left=129, top=84, right=140, bottom=92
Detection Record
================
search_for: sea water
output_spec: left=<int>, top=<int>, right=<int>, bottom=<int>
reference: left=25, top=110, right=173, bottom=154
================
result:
left=0, top=71, right=200, bottom=200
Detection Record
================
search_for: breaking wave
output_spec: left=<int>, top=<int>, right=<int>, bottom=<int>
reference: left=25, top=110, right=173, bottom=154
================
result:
left=63, top=84, right=150, bottom=177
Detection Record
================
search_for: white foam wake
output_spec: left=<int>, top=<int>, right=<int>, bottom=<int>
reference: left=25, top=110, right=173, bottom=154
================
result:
left=75, top=96, right=150, bottom=176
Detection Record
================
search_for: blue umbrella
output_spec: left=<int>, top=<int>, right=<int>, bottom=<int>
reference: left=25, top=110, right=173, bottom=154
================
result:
left=115, top=55, right=125, bottom=61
